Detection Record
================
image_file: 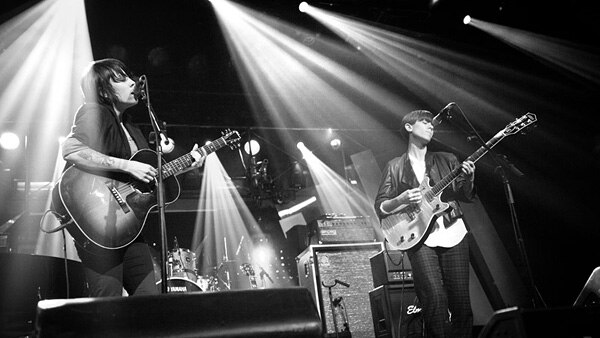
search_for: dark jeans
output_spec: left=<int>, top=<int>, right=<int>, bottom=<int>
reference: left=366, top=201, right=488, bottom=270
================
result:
left=76, top=238, right=159, bottom=297
left=407, top=236, right=472, bottom=338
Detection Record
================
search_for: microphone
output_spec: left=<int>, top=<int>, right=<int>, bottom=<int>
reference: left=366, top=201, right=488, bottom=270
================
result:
left=133, top=75, right=146, bottom=100
left=159, top=133, right=174, bottom=154
left=432, top=102, right=455, bottom=126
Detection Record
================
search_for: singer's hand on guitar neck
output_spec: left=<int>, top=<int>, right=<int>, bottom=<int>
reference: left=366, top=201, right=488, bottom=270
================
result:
left=460, top=160, right=476, bottom=181
left=187, top=144, right=206, bottom=170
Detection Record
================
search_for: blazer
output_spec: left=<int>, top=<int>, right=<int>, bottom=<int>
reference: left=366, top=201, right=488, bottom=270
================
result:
left=374, top=151, right=475, bottom=222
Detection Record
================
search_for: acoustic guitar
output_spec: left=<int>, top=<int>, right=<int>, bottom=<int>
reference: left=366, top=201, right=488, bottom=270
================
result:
left=52, top=129, right=240, bottom=250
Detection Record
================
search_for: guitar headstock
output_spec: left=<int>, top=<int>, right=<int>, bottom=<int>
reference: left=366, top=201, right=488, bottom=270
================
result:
left=504, top=113, right=537, bottom=136
left=221, top=129, right=241, bottom=150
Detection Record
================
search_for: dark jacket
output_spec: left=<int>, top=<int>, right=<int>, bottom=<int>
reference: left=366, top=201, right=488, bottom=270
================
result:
left=67, top=102, right=148, bottom=161
left=374, top=151, right=475, bottom=222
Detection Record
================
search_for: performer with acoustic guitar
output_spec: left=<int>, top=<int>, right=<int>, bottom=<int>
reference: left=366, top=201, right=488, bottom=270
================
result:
left=53, top=59, right=205, bottom=297
left=374, top=109, right=476, bottom=337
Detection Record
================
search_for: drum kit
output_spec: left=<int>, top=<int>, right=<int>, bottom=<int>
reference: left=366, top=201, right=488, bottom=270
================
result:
left=155, top=236, right=266, bottom=293
left=155, top=238, right=219, bottom=294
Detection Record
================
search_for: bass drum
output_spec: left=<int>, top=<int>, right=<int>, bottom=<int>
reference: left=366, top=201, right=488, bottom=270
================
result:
left=156, top=277, right=203, bottom=293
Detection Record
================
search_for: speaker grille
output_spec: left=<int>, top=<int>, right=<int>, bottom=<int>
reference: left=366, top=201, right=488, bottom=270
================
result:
left=297, top=243, right=383, bottom=338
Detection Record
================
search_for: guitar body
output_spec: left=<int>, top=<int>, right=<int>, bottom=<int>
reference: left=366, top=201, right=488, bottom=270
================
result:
left=380, top=176, right=449, bottom=251
left=51, top=129, right=241, bottom=252
left=56, top=149, right=180, bottom=250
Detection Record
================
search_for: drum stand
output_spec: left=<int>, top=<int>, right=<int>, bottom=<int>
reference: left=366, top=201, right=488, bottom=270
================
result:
left=217, top=237, right=232, bottom=290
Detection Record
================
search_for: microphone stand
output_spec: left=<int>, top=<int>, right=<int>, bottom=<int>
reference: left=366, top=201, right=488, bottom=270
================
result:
left=453, top=104, right=545, bottom=308
left=139, top=76, right=170, bottom=294
left=494, top=158, right=545, bottom=308
left=322, top=279, right=350, bottom=337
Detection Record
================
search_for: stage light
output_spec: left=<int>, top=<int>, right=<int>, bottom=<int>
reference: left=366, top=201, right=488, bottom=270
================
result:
left=463, top=15, right=471, bottom=25
left=277, top=196, right=316, bottom=218
left=0, top=132, right=20, bottom=150
left=252, top=244, right=274, bottom=267
left=330, top=138, right=341, bottom=150
left=192, top=152, right=264, bottom=281
left=298, top=2, right=309, bottom=13
left=297, top=141, right=305, bottom=150
left=244, top=139, right=261, bottom=155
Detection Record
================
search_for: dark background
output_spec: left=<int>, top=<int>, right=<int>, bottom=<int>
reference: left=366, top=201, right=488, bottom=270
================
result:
left=1, top=0, right=599, bottom=311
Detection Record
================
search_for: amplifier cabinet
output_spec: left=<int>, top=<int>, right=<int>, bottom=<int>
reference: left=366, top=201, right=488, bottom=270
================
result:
left=369, top=284, right=424, bottom=338
left=309, top=215, right=377, bottom=244
left=297, top=243, right=384, bottom=338
left=370, top=250, right=413, bottom=288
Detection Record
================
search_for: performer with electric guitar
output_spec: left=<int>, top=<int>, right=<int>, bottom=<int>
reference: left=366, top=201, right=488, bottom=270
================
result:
left=51, top=59, right=207, bottom=297
left=374, top=109, right=476, bottom=337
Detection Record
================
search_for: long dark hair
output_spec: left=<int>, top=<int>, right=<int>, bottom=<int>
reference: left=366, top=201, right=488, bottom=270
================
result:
left=80, top=58, right=135, bottom=106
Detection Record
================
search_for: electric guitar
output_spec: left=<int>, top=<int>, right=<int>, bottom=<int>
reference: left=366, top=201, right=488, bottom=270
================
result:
left=381, top=113, right=537, bottom=251
left=52, top=129, right=240, bottom=250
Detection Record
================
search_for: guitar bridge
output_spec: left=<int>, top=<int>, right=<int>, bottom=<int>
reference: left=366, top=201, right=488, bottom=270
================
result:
left=107, top=184, right=131, bottom=214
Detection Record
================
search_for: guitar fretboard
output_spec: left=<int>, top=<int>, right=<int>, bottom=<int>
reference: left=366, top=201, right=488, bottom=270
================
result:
left=426, top=130, right=506, bottom=200
left=160, top=136, right=231, bottom=179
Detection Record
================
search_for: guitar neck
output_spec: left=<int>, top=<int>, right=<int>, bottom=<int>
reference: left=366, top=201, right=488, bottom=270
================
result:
left=429, top=130, right=506, bottom=197
left=160, top=136, right=229, bottom=179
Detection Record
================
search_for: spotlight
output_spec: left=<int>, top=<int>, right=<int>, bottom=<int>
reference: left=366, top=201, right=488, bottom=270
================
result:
left=330, top=138, right=341, bottom=150
left=244, top=139, right=261, bottom=155
left=0, top=132, right=20, bottom=150
left=252, top=245, right=274, bottom=266
left=298, top=2, right=309, bottom=13
left=296, top=141, right=305, bottom=150
left=463, top=15, right=471, bottom=25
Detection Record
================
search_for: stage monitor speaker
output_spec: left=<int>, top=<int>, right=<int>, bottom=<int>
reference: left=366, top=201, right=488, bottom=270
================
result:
left=297, top=242, right=383, bottom=338
left=35, top=287, right=322, bottom=338
left=369, top=284, right=423, bottom=338
left=478, top=305, right=600, bottom=338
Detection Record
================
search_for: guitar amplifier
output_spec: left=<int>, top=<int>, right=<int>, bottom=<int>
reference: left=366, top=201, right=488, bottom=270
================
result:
left=308, top=215, right=377, bottom=244
left=370, top=250, right=413, bottom=288
left=369, top=284, right=423, bottom=338
left=297, top=242, right=384, bottom=338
